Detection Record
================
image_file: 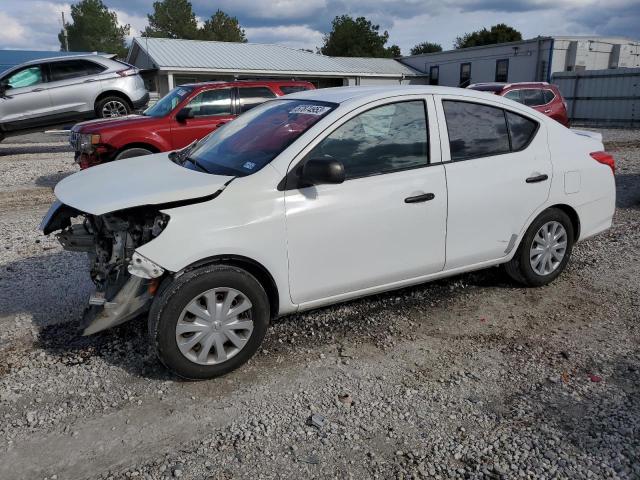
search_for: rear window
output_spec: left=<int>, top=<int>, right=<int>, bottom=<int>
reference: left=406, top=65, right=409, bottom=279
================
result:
left=279, top=85, right=310, bottom=95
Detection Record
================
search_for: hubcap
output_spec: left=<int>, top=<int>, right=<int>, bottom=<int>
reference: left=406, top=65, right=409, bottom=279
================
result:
left=175, top=288, right=253, bottom=365
left=102, top=100, right=127, bottom=118
left=529, top=221, right=567, bottom=276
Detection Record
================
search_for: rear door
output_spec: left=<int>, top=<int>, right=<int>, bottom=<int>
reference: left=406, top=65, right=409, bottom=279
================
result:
left=0, top=64, right=52, bottom=129
left=436, top=95, right=552, bottom=269
left=170, top=87, right=235, bottom=149
left=46, top=59, right=107, bottom=117
left=236, top=86, right=277, bottom=113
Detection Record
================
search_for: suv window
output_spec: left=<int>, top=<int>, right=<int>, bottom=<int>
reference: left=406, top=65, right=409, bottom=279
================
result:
left=279, top=85, right=309, bottom=94
left=238, top=87, right=277, bottom=113
left=187, top=88, right=232, bottom=116
left=49, top=60, right=106, bottom=82
left=543, top=90, right=555, bottom=104
left=443, top=100, right=538, bottom=160
left=443, top=101, right=510, bottom=160
left=308, top=100, right=428, bottom=180
left=5, top=65, right=44, bottom=89
left=520, top=89, right=546, bottom=107
left=503, top=90, right=520, bottom=102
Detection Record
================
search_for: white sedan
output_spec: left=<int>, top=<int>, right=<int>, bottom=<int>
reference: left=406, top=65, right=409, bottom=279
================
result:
left=42, top=86, right=616, bottom=379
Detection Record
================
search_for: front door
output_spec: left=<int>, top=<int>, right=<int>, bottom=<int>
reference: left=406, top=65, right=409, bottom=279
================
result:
left=284, top=97, right=447, bottom=304
left=437, top=96, right=552, bottom=269
left=171, top=87, right=235, bottom=149
left=0, top=64, right=51, bottom=129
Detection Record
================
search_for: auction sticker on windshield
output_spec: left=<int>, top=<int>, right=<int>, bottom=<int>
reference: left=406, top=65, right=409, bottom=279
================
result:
left=290, top=105, right=332, bottom=115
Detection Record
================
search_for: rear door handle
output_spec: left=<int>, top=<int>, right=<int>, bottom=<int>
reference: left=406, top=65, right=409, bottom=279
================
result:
left=84, top=78, right=98, bottom=83
left=526, top=174, right=549, bottom=183
left=543, top=109, right=552, bottom=113
left=404, top=193, right=435, bottom=203
left=32, top=88, right=46, bottom=92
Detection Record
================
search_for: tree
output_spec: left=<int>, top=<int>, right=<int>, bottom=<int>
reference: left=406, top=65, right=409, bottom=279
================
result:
left=320, top=15, right=398, bottom=58
left=58, top=0, right=129, bottom=58
left=454, top=23, right=522, bottom=49
left=199, top=9, right=247, bottom=42
left=143, top=0, right=199, bottom=40
left=410, top=41, right=442, bottom=55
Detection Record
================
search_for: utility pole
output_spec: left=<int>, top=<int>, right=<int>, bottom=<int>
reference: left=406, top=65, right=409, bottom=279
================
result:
left=61, top=12, right=69, bottom=51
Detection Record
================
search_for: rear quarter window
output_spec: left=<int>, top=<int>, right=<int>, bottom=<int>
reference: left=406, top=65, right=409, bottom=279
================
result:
left=505, top=111, right=538, bottom=151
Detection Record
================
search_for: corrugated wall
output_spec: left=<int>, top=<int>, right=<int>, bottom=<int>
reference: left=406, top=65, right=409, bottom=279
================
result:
left=552, top=68, right=640, bottom=127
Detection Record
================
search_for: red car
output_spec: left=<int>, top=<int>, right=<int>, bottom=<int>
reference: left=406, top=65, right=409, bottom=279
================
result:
left=70, top=80, right=315, bottom=169
left=467, top=82, right=570, bottom=127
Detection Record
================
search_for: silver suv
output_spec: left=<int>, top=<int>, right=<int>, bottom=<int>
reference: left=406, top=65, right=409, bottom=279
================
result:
left=0, top=55, right=148, bottom=142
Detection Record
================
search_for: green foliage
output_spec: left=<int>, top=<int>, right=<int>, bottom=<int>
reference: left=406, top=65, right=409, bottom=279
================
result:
left=142, top=0, right=199, bottom=39
left=320, top=15, right=399, bottom=57
left=58, top=0, right=130, bottom=58
left=199, top=9, right=247, bottom=42
left=454, top=23, right=522, bottom=49
left=410, top=42, right=443, bottom=55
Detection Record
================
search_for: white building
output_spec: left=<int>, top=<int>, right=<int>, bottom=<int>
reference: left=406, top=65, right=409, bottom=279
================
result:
left=399, top=36, right=640, bottom=87
left=127, top=37, right=425, bottom=96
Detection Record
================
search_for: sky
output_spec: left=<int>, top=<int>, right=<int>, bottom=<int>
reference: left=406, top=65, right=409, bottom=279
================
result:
left=1, top=0, right=639, bottom=54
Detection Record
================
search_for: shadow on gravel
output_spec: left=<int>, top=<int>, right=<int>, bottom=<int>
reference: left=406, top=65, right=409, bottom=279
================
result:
left=36, top=171, right=73, bottom=188
left=615, top=174, right=640, bottom=209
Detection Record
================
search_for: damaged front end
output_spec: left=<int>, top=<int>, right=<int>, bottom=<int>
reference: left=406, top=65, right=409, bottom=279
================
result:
left=41, top=201, right=168, bottom=335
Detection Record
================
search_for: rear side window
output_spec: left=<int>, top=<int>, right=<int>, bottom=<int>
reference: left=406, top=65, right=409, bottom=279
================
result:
left=308, top=100, right=428, bottom=179
left=238, top=87, right=277, bottom=113
left=503, top=90, right=521, bottom=102
left=543, top=90, right=555, bottom=104
left=506, top=112, right=538, bottom=151
left=520, top=89, right=545, bottom=107
left=187, top=88, right=232, bottom=116
left=443, top=100, right=538, bottom=160
left=443, top=101, right=510, bottom=160
left=279, top=85, right=309, bottom=94
left=49, top=60, right=106, bottom=81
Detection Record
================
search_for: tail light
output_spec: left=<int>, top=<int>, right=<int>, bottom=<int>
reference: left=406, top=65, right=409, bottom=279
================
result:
left=562, top=100, right=568, bottom=111
left=590, top=151, right=615, bottom=174
left=116, top=68, right=138, bottom=77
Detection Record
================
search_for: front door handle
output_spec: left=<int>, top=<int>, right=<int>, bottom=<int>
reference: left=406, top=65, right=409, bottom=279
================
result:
left=32, top=88, right=46, bottom=92
left=405, top=193, right=435, bottom=203
left=543, top=109, right=552, bottom=114
left=526, top=174, right=549, bottom=183
left=84, top=79, right=98, bottom=83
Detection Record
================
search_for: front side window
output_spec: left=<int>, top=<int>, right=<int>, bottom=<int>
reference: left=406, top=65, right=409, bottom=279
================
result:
left=143, top=86, right=193, bottom=117
left=49, top=60, right=105, bottom=82
left=443, top=101, right=510, bottom=160
left=307, top=101, right=428, bottom=180
left=186, top=88, right=232, bottom=117
left=459, top=63, right=471, bottom=87
left=429, top=66, right=439, bottom=86
left=5, top=66, right=43, bottom=89
left=495, top=59, right=509, bottom=82
left=238, top=87, right=277, bottom=113
left=186, top=100, right=336, bottom=176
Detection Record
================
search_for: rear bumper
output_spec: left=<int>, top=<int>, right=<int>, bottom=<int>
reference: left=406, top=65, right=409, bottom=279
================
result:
left=132, top=92, right=150, bottom=110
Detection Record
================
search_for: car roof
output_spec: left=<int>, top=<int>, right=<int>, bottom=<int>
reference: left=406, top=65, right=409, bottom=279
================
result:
left=180, top=79, right=314, bottom=89
left=285, top=85, right=498, bottom=105
left=469, top=82, right=554, bottom=92
left=16, top=54, right=114, bottom=67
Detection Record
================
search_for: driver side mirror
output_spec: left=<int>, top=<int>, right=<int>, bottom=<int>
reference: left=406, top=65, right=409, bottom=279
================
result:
left=175, top=107, right=194, bottom=123
left=300, top=158, right=345, bottom=186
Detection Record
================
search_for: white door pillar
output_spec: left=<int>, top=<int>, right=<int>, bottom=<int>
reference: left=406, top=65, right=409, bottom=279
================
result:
left=167, top=72, right=174, bottom=90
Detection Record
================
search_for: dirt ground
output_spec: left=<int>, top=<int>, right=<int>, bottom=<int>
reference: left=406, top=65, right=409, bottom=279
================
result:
left=0, top=129, right=638, bottom=480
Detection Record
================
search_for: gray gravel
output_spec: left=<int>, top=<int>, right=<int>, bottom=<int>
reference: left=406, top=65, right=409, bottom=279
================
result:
left=0, top=129, right=638, bottom=479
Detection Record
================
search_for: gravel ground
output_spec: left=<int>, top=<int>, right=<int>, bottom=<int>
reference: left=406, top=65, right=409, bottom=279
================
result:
left=0, top=129, right=638, bottom=480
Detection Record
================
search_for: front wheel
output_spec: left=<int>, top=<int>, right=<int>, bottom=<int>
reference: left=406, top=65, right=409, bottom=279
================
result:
left=114, top=147, right=153, bottom=160
left=505, top=208, right=574, bottom=287
left=148, top=265, right=270, bottom=379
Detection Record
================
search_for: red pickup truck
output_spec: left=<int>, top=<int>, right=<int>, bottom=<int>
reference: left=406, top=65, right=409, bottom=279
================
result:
left=70, top=80, right=315, bottom=169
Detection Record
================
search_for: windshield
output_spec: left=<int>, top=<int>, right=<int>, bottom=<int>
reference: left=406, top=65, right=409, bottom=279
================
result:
left=185, top=99, right=336, bottom=176
left=144, top=86, right=193, bottom=117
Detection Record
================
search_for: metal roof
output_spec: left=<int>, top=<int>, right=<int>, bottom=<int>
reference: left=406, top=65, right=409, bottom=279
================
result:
left=128, top=37, right=422, bottom=78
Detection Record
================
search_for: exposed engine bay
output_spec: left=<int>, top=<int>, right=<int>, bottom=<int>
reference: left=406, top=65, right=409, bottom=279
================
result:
left=42, top=201, right=169, bottom=335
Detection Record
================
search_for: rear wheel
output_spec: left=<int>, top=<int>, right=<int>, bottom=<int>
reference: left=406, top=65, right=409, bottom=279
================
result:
left=96, top=96, right=130, bottom=118
left=114, top=147, right=153, bottom=160
left=505, top=208, right=574, bottom=287
left=148, top=265, right=270, bottom=379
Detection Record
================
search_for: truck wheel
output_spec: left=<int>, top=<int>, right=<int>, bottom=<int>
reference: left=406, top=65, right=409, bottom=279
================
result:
left=148, top=265, right=270, bottom=380
left=115, top=147, right=153, bottom=160
left=96, top=96, right=130, bottom=118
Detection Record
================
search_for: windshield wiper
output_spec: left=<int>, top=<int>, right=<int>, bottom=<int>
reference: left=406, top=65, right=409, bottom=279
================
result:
left=183, top=156, right=212, bottom=173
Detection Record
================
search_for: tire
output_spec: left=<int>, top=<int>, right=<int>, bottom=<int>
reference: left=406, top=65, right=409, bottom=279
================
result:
left=96, top=96, right=131, bottom=118
left=505, top=208, right=574, bottom=287
left=148, top=265, right=270, bottom=380
left=114, top=147, right=153, bottom=160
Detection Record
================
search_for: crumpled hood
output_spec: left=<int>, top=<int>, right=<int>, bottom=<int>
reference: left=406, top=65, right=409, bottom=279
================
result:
left=54, top=153, right=233, bottom=215
left=72, top=115, right=154, bottom=133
